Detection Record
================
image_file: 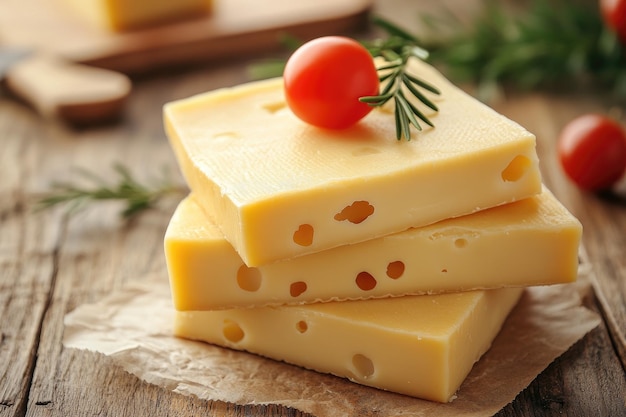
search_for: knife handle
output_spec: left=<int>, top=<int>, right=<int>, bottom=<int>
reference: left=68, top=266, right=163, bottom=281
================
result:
left=5, top=54, right=131, bottom=125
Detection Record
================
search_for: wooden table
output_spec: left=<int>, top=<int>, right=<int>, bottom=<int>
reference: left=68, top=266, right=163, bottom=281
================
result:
left=1, top=1, right=625, bottom=416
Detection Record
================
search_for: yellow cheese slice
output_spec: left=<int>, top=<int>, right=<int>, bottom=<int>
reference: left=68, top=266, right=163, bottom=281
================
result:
left=165, top=187, right=580, bottom=310
left=164, top=59, right=542, bottom=266
left=174, top=286, right=524, bottom=402
left=60, top=0, right=213, bottom=31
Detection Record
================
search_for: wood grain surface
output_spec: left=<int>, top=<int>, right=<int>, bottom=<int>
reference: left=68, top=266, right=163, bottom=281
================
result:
left=1, top=1, right=625, bottom=416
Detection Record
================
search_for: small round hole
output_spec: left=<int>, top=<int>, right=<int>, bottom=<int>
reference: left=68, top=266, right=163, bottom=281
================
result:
left=223, top=319, right=244, bottom=343
left=237, top=265, right=262, bottom=292
left=296, top=320, right=308, bottom=333
left=501, top=155, right=532, bottom=182
left=441, top=268, right=448, bottom=273
left=213, top=131, right=238, bottom=140
left=454, top=238, right=467, bottom=248
left=386, top=261, right=405, bottom=279
left=293, top=224, right=314, bottom=246
left=352, top=354, right=375, bottom=379
left=262, top=101, right=287, bottom=113
left=356, top=272, right=377, bottom=291
left=290, top=281, right=308, bottom=297
left=352, top=147, right=381, bottom=156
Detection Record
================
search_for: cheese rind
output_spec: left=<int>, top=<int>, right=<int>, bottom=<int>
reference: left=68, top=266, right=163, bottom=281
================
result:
left=165, top=187, right=581, bottom=310
left=60, top=0, right=213, bottom=31
left=164, top=59, right=542, bottom=266
left=174, top=287, right=524, bottom=402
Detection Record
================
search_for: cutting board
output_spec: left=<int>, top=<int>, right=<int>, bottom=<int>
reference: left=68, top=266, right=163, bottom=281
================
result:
left=0, top=0, right=372, bottom=74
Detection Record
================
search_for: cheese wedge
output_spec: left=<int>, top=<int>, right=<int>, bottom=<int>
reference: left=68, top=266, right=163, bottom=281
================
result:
left=165, top=187, right=580, bottom=310
left=60, top=0, right=213, bottom=31
left=164, top=59, right=542, bottom=266
left=175, top=287, right=523, bottom=402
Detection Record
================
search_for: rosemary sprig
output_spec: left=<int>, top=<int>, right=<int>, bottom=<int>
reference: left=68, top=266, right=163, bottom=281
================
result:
left=36, top=164, right=188, bottom=219
left=247, top=19, right=441, bottom=140
left=422, top=0, right=626, bottom=98
left=360, top=19, right=441, bottom=140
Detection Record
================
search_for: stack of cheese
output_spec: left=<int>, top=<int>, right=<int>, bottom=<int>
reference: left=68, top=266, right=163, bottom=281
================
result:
left=163, top=59, right=581, bottom=403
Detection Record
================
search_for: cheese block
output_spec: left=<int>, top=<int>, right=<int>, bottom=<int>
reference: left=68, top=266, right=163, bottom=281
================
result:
left=165, top=187, right=580, bottom=310
left=164, top=59, right=542, bottom=266
left=175, top=286, right=524, bottom=402
left=59, top=0, right=213, bottom=31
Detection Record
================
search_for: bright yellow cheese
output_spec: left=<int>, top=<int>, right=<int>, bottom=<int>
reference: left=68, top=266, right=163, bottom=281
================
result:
left=164, top=59, right=542, bottom=266
left=60, top=0, right=213, bottom=31
left=174, top=287, right=523, bottom=402
left=165, top=187, right=580, bottom=310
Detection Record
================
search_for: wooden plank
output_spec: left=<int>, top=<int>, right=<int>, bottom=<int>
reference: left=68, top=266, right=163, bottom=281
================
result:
left=27, top=350, right=312, bottom=416
left=0, top=97, right=68, bottom=417
left=0, top=230, right=47, bottom=417
left=574, top=197, right=626, bottom=368
left=0, top=0, right=371, bottom=74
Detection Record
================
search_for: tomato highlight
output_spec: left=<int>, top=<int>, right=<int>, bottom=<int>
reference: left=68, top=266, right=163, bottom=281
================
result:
left=557, top=113, right=626, bottom=191
left=283, top=36, right=379, bottom=130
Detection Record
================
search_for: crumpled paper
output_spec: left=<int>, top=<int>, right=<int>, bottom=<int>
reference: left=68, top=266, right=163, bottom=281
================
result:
left=63, top=269, right=600, bottom=417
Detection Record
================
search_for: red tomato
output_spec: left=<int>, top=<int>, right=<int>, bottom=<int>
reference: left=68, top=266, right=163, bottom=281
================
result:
left=600, top=0, right=626, bottom=43
left=283, top=36, right=379, bottom=130
left=558, top=114, right=626, bottom=191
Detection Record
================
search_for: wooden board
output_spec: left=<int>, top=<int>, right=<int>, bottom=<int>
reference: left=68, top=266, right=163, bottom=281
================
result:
left=0, top=0, right=372, bottom=74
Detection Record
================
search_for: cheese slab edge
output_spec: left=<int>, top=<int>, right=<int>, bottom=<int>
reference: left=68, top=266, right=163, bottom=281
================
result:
left=164, top=59, right=542, bottom=266
left=59, top=0, right=213, bottom=31
left=174, top=287, right=524, bottom=402
left=165, top=186, right=581, bottom=310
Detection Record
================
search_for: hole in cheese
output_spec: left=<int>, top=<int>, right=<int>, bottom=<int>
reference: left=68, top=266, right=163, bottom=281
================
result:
left=386, top=261, right=405, bottom=279
left=352, top=147, right=382, bottom=156
left=223, top=319, right=244, bottom=343
left=334, top=201, right=375, bottom=224
left=501, top=155, right=532, bottom=182
left=290, top=281, right=308, bottom=297
left=356, top=272, right=377, bottom=291
left=237, top=265, right=262, bottom=292
left=262, top=101, right=287, bottom=113
left=454, top=238, right=468, bottom=248
left=293, top=224, right=314, bottom=246
left=352, top=354, right=375, bottom=379
left=295, top=320, right=308, bottom=333
left=212, top=132, right=239, bottom=143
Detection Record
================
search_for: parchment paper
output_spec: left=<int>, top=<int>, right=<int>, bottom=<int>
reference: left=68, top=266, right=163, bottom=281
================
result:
left=63, top=268, right=600, bottom=417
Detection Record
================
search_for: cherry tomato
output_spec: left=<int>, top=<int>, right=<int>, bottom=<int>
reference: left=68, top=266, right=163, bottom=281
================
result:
left=600, top=0, right=626, bottom=44
left=557, top=114, right=626, bottom=191
left=283, top=36, right=379, bottom=130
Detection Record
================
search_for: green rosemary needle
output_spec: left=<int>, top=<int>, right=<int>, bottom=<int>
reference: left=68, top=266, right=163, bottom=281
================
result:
left=359, top=31, right=441, bottom=140
left=36, top=164, right=188, bottom=219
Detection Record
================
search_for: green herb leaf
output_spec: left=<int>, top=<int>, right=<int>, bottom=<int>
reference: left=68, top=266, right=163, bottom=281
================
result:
left=422, top=0, right=626, bottom=98
left=36, top=164, right=188, bottom=219
left=360, top=18, right=441, bottom=140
